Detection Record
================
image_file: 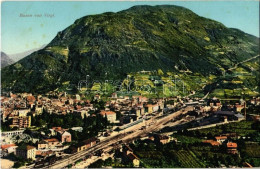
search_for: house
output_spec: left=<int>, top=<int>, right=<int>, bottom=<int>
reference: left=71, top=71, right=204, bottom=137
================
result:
left=52, top=127, right=62, bottom=131
left=76, top=94, right=81, bottom=100
left=139, top=96, right=148, bottom=103
left=94, top=94, right=101, bottom=100
left=73, top=109, right=89, bottom=119
left=144, top=104, right=159, bottom=114
left=203, top=140, right=220, bottom=146
left=227, top=142, right=238, bottom=154
left=35, top=105, right=43, bottom=115
left=112, top=93, right=118, bottom=99
left=49, top=129, right=56, bottom=136
left=122, top=145, right=140, bottom=167
left=235, top=104, right=245, bottom=112
left=154, top=134, right=171, bottom=144
left=57, top=131, right=71, bottom=143
left=26, top=95, right=36, bottom=102
left=160, top=135, right=171, bottom=144
left=215, top=136, right=227, bottom=144
left=1, top=144, right=17, bottom=155
left=16, top=145, right=36, bottom=160
left=131, top=108, right=144, bottom=117
left=37, top=140, right=48, bottom=149
left=250, top=97, right=260, bottom=105
left=207, top=98, right=221, bottom=107
left=100, top=110, right=116, bottom=123
left=44, top=138, right=61, bottom=148
left=10, top=116, right=31, bottom=128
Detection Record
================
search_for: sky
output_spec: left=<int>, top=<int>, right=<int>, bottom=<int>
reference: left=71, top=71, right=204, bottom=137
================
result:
left=1, top=1, right=259, bottom=55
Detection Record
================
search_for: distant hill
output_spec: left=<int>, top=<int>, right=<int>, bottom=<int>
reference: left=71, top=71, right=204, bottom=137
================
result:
left=1, top=5, right=259, bottom=94
left=1, top=52, right=14, bottom=68
left=9, top=44, right=47, bottom=62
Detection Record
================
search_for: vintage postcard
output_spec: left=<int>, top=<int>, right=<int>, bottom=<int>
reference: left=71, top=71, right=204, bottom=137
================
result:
left=1, top=0, right=259, bottom=168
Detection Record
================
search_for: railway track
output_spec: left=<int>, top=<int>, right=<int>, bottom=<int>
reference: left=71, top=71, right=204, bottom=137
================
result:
left=33, top=107, right=189, bottom=169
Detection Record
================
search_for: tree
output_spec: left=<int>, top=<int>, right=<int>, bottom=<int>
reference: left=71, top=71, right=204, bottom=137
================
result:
left=116, top=111, right=122, bottom=120
left=251, top=121, right=260, bottom=131
left=88, top=159, right=104, bottom=168
left=37, top=119, right=46, bottom=127
left=104, top=157, right=113, bottom=166
left=206, top=133, right=214, bottom=139
left=23, top=128, right=32, bottom=135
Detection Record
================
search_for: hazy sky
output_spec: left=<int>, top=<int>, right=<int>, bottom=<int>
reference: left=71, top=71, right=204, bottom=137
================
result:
left=1, top=1, right=259, bottom=55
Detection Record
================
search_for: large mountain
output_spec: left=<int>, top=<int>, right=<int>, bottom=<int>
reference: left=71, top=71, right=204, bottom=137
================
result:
left=1, top=52, right=14, bottom=68
left=1, top=5, right=259, bottom=94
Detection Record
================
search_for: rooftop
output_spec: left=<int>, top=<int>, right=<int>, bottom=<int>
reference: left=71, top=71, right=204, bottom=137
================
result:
left=215, top=136, right=227, bottom=140
left=227, top=142, right=237, bottom=148
left=100, top=110, right=116, bottom=116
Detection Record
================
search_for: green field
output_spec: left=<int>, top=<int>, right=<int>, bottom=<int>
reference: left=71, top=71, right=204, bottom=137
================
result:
left=195, top=121, right=257, bottom=137
left=174, top=149, right=206, bottom=168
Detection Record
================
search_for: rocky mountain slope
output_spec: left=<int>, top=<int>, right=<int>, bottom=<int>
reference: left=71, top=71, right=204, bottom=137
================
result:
left=1, top=5, right=259, bottom=94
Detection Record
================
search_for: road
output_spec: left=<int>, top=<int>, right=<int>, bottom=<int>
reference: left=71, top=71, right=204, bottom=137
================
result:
left=37, top=106, right=190, bottom=169
left=228, top=54, right=260, bottom=71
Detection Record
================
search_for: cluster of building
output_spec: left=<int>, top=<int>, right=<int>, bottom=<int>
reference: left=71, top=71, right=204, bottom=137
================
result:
left=185, top=97, right=247, bottom=127
left=1, top=92, right=166, bottom=129
left=1, top=91, right=257, bottom=167
left=114, top=145, right=140, bottom=167
left=1, top=126, right=72, bottom=161
left=0, top=91, right=167, bottom=163
left=1, top=92, right=95, bottom=128
left=99, top=93, right=165, bottom=125
left=203, top=134, right=239, bottom=154
left=1, top=93, right=35, bottom=128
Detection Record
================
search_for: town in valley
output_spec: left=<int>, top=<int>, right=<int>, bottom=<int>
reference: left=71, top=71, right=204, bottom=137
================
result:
left=1, top=89, right=260, bottom=168
left=1, top=2, right=260, bottom=169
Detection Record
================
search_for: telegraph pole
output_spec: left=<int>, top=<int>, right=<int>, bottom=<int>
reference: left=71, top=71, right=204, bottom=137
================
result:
left=175, top=76, right=177, bottom=91
left=244, top=101, right=246, bottom=120
left=86, top=75, right=89, bottom=93
left=127, top=75, right=130, bottom=93
left=182, top=81, right=185, bottom=95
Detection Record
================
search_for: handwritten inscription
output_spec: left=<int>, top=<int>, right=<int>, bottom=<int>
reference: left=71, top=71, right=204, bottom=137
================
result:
left=19, top=13, right=55, bottom=18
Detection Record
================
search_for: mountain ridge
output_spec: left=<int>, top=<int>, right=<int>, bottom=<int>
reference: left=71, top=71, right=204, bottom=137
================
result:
left=1, top=52, right=14, bottom=68
left=8, top=44, right=47, bottom=62
left=1, top=5, right=259, bottom=94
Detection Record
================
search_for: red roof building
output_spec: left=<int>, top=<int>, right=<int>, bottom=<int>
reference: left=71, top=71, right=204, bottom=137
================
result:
left=1, top=144, right=16, bottom=150
left=100, top=110, right=116, bottom=123
left=203, top=140, right=220, bottom=146
left=227, top=142, right=238, bottom=154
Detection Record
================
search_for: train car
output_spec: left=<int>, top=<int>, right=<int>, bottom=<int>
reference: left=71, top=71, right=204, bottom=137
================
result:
left=34, top=154, right=57, bottom=168
left=66, top=137, right=97, bottom=154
